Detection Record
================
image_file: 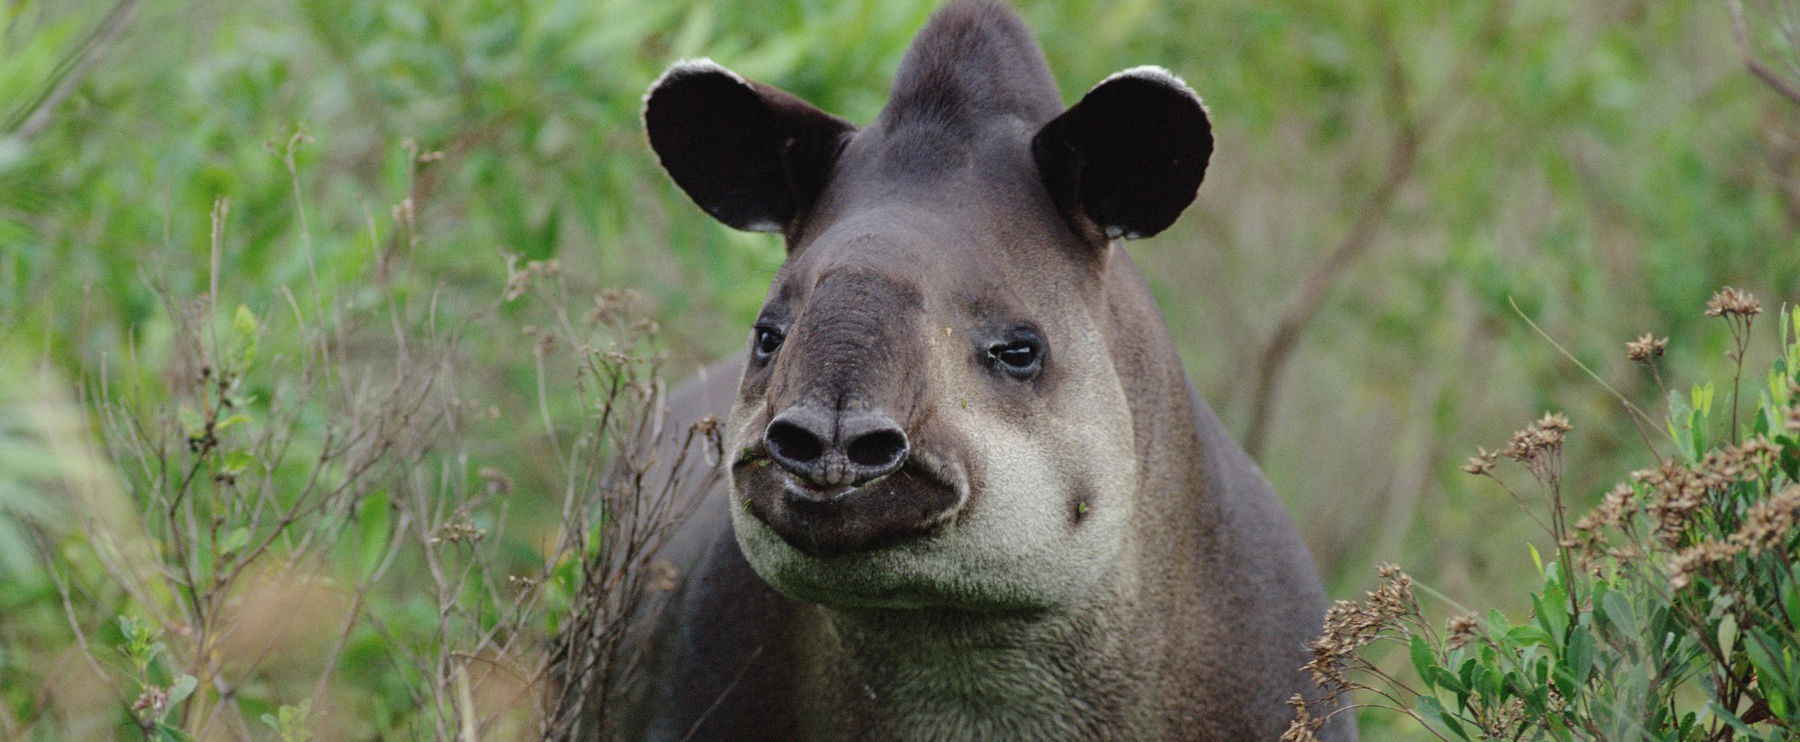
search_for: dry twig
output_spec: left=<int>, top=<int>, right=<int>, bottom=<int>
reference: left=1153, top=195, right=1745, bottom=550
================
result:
left=1726, top=0, right=1800, bottom=107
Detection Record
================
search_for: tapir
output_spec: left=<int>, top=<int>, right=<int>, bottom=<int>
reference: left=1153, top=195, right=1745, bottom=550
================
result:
left=617, top=1, right=1355, bottom=740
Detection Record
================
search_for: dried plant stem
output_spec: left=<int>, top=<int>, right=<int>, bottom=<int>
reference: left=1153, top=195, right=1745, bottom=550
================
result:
left=1546, top=463, right=1581, bottom=626
left=1726, top=314, right=1754, bottom=443
left=1482, top=472, right=1557, bottom=537
left=1726, top=0, right=1800, bottom=107
left=1510, top=297, right=1672, bottom=460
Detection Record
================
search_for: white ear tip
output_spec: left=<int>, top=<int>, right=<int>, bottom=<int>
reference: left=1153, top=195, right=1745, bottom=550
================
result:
left=1094, top=65, right=1206, bottom=115
left=644, top=58, right=753, bottom=106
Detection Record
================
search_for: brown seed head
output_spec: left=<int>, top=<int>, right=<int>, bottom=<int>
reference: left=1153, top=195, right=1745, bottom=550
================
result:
left=1282, top=694, right=1324, bottom=742
left=131, top=685, right=169, bottom=720
left=1577, top=483, right=1636, bottom=534
left=1462, top=447, right=1498, bottom=476
left=587, top=288, right=644, bottom=326
left=1704, top=286, right=1761, bottom=318
left=433, top=516, right=486, bottom=544
left=1643, top=461, right=1710, bottom=545
left=1730, top=485, right=1800, bottom=556
left=1502, top=413, right=1572, bottom=475
left=1667, top=539, right=1741, bottom=590
left=1625, top=333, right=1668, bottom=362
left=1572, top=482, right=1636, bottom=555
left=1446, top=613, right=1480, bottom=650
left=1305, top=565, right=1417, bottom=691
left=1737, top=437, right=1780, bottom=467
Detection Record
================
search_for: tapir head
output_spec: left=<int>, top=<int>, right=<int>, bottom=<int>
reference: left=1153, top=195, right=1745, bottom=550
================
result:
left=643, top=0, right=1212, bottom=611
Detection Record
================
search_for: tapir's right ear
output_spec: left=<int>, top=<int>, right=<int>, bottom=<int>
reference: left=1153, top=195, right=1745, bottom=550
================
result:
left=644, top=60, right=856, bottom=233
left=1032, top=66, right=1213, bottom=241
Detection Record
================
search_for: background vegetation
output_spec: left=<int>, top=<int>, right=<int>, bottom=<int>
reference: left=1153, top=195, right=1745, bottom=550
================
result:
left=1, top=0, right=1796, bottom=739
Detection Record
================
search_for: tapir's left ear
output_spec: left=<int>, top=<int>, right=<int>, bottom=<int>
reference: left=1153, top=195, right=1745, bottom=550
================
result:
left=1031, top=66, right=1213, bottom=241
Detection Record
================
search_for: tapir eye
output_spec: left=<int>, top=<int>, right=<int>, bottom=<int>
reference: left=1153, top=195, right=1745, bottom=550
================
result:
left=753, top=326, right=786, bottom=360
left=988, top=335, right=1043, bottom=380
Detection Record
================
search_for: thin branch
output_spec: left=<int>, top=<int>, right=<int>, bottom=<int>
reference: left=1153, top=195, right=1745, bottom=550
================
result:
left=1241, top=131, right=1419, bottom=459
left=1242, top=3, right=1503, bottom=458
left=2, top=0, right=144, bottom=142
left=1507, top=297, right=1673, bottom=447
left=1727, top=0, right=1800, bottom=107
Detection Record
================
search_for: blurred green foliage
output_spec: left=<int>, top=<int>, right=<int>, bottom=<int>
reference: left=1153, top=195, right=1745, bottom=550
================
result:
left=0, top=0, right=1796, bottom=739
left=1298, top=307, right=1800, bottom=741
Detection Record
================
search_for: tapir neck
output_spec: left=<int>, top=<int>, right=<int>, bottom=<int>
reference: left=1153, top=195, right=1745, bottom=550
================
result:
left=786, top=251, right=1207, bottom=742
left=799, top=567, right=1159, bottom=742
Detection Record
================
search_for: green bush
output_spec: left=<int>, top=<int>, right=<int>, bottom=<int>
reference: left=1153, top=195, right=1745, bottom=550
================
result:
left=2, top=1, right=1797, bottom=739
left=1292, top=295, right=1800, bottom=741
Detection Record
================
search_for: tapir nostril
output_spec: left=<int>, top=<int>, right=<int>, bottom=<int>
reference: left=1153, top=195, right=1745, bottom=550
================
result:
left=764, top=407, right=907, bottom=486
left=765, top=419, right=826, bottom=466
left=845, top=428, right=908, bottom=472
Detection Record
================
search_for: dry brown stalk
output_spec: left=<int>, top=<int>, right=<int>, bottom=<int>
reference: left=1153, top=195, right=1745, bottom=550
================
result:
left=1726, top=0, right=1800, bottom=107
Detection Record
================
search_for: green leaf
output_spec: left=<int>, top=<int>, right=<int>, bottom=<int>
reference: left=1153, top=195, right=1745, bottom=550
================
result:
left=1601, top=590, right=1636, bottom=639
left=220, top=450, right=254, bottom=475
left=1428, top=665, right=1467, bottom=698
left=261, top=699, right=312, bottom=742
left=1588, top=578, right=1612, bottom=627
left=1411, top=634, right=1438, bottom=690
left=1534, top=580, right=1570, bottom=641
left=1434, top=660, right=1471, bottom=698
left=1706, top=700, right=1758, bottom=737
left=178, top=407, right=204, bottom=439
left=215, top=414, right=254, bottom=432
left=1416, top=694, right=1471, bottom=741
left=1668, top=388, right=1694, bottom=459
left=228, top=304, right=259, bottom=371
left=218, top=527, right=250, bottom=555
left=358, top=490, right=393, bottom=580
left=1717, top=613, right=1738, bottom=658
left=1783, top=578, right=1800, bottom=631
left=153, top=722, right=194, bottom=742
left=1565, top=624, right=1594, bottom=686
left=1693, top=381, right=1714, bottom=417
left=1506, top=623, right=1553, bottom=647
left=1478, top=660, right=1506, bottom=702
left=1689, top=382, right=1714, bottom=455
left=164, top=674, right=198, bottom=719
left=1744, top=629, right=1790, bottom=698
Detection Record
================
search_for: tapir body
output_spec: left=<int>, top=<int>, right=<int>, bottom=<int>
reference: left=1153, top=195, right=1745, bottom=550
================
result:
left=615, top=2, right=1355, bottom=740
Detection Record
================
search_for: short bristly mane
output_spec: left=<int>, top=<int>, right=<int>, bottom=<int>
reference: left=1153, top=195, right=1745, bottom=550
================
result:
left=877, top=0, right=1064, bottom=135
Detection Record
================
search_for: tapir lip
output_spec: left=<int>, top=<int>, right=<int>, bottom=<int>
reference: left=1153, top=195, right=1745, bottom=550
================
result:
left=731, top=448, right=968, bottom=558
left=781, top=478, right=857, bottom=504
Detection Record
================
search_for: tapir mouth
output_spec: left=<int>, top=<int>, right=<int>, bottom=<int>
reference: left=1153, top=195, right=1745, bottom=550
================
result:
left=731, top=446, right=968, bottom=558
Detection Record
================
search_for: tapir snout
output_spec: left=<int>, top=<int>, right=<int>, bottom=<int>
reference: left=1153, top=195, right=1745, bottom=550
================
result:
left=764, top=404, right=909, bottom=488
left=732, top=267, right=965, bottom=557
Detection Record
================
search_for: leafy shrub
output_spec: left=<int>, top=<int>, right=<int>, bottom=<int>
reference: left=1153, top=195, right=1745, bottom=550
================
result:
left=0, top=172, right=708, bottom=740
left=1290, top=292, right=1800, bottom=741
